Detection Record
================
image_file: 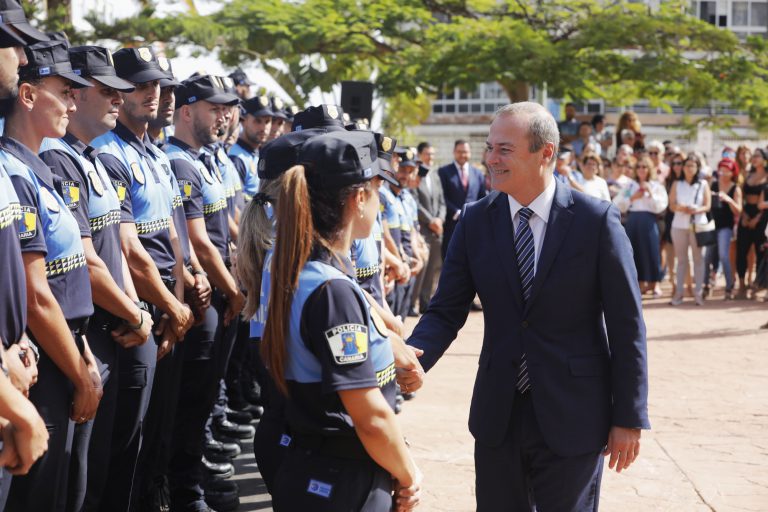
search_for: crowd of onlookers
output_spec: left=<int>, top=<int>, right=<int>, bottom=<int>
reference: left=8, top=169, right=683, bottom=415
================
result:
left=531, top=104, right=767, bottom=319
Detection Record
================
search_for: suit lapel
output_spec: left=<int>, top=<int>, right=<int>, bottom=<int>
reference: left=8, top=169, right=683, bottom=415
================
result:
left=488, top=192, right=524, bottom=311
left=526, top=180, right=574, bottom=310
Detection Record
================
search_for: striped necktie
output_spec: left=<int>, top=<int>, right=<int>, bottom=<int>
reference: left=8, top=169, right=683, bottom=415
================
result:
left=515, top=207, right=534, bottom=393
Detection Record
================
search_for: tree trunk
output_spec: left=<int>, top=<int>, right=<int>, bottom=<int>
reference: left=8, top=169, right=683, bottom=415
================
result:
left=499, top=80, right=530, bottom=103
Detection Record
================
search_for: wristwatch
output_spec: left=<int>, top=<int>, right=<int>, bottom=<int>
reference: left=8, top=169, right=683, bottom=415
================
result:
left=125, top=301, right=150, bottom=330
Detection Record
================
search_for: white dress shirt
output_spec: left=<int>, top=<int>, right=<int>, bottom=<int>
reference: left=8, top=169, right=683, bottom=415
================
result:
left=507, top=177, right=556, bottom=273
left=454, top=161, right=469, bottom=180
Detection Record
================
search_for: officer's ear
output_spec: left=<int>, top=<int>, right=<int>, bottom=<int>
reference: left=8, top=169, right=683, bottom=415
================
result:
left=541, top=142, right=555, bottom=170
left=17, top=81, right=37, bottom=112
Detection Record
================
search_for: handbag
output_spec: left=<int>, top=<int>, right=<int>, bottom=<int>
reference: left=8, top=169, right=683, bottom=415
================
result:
left=693, top=220, right=716, bottom=247
left=691, top=182, right=716, bottom=247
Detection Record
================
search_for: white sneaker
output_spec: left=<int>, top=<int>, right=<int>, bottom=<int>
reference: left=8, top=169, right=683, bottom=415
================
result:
left=669, top=297, right=683, bottom=306
left=694, top=294, right=704, bottom=306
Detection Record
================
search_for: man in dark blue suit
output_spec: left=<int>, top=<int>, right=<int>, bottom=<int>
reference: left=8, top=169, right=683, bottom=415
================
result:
left=408, top=102, right=650, bottom=511
left=438, top=139, right=486, bottom=259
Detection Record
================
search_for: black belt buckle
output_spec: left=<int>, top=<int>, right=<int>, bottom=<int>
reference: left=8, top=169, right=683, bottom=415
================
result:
left=162, top=277, right=177, bottom=295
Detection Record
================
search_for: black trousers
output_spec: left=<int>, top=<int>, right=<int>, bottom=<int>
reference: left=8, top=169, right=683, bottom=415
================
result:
left=69, top=323, right=118, bottom=512
left=271, top=447, right=392, bottom=512
left=474, top=392, right=603, bottom=512
left=736, top=224, right=766, bottom=280
left=169, top=295, right=225, bottom=509
left=6, top=331, right=78, bottom=512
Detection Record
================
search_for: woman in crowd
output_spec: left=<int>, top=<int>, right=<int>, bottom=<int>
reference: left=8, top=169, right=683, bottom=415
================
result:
left=735, top=145, right=752, bottom=181
left=579, top=152, right=610, bottom=201
left=0, top=40, right=102, bottom=510
left=261, top=130, right=421, bottom=511
left=615, top=111, right=644, bottom=151
left=614, top=155, right=668, bottom=297
left=668, top=155, right=712, bottom=306
left=709, top=159, right=742, bottom=299
left=736, top=148, right=768, bottom=299
left=662, top=151, right=689, bottom=297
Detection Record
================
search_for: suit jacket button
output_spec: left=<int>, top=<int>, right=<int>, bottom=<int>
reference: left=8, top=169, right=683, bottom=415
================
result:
left=521, top=320, right=529, bottom=328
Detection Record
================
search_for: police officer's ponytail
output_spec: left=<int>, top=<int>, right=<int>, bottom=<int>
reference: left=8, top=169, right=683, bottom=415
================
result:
left=238, top=176, right=285, bottom=320
left=262, top=164, right=370, bottom=395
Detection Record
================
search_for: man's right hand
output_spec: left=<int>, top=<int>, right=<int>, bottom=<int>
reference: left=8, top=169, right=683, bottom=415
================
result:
left=428, top=218, right=443, bottom=236
left=224, top=291, right=245, bottom=325
left=71, top=362, right=101, bottom=423
left=169, top=302, right=194, bottom=339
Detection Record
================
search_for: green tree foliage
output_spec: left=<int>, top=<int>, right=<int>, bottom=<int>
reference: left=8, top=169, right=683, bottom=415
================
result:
left=76, top=0, right=768, bottom=129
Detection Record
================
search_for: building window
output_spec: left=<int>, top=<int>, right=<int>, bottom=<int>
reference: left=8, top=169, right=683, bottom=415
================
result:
left=430, top=82, right=514, bottom=116
left=752, top=2, right=768, bottom=26
left=733, top=2, right=749, bottom=25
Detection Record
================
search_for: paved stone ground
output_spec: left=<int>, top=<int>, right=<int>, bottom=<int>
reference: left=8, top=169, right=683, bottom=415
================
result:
left=233, top=285, right=768, bottom=511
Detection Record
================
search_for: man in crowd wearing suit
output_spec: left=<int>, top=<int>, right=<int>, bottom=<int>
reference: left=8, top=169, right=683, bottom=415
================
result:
left=438, top=139, right=486, bottom=259
left=408, top=102, right=650, bottom=511
left=412, top=142, right=445, bottom=314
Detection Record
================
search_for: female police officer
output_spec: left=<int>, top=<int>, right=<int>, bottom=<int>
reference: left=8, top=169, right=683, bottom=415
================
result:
left=0, top=39, right=103, bottom=511
left=261, top=129, right=422, bottom=511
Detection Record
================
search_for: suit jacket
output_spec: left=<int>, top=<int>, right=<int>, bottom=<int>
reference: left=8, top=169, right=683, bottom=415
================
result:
left=408, top=180, right=650, bottom=457
left=416, top=170, right=446, bottom=243
left=438, top=162, right=486, bottom=241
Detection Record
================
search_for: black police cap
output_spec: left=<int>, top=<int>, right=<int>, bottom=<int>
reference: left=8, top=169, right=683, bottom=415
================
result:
left=285, top=104, right=300, bottom=123
left=292, top=104, right=346, bottom=132
left=112, top=46, right=166, bottom=84
left=0, top=22, right=24, bottom=48
left=219, top=76, right=238, bottom=96
left=228, top=68, right=253, bottom=86
left=175, top=75, right=239, bottom=108
left=257, top=128, right=326, bottom=180
left=157, top=57, right=181, bottom=88
left=0, top=0, right=47, bottom=44
left=69, top=46, right=135, bottom=92
left=270, top=96, right=288, bottom=120
left=373, top=133, right=397, bottom=174
left=395, top=146, right=418, bottom=168
left=46, top=31, right=69, bottom=47
left=242, top=95, right=273, bottom=117
left=299, top=131, right=398, bottom=189
left=19, top=40, right=92, bottom=88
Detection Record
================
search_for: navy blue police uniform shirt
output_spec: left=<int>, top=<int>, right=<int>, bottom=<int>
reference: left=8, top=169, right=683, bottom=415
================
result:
left=285, top=247, right=397, bottom=438
left=397, top=190, right=414, bottom=258
left=0, top=152, right=27, bottom=347
left=145, top=136, right=192, bottom=266
left=228, top=138, right=259, bottom=202
left=40, top=134, right=125, bottom=290
left=93, top=121, right=176, bottom=280
left=164, top=137, right=229, bottom=261
left=1, top=136, right=94, bottom=321
left=210, top=142, right=244, bottom=215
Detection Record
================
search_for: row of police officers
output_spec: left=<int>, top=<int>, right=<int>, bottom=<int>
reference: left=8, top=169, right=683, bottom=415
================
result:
left=0, top=2, right=427, bottom=510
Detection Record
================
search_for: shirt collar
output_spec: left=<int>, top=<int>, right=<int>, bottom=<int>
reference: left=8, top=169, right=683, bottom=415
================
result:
left=311, top=245, right=356, bottom=278
left=507, top=176, right=556, bottom=225
left=235, top=138, right=255, bottom=154
left=113, top=120, right=149, bottom=158
left=167, top=136, right=201, bottom=158
left=0, top=136, right=55, bottom=188
left=454, top=160, right=468, bottom=173
left=63, top=132, right=88, bottom=156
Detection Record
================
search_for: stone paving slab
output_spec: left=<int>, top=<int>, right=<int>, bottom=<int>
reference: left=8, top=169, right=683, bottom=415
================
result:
left=234, top=290, right=768, bottom=511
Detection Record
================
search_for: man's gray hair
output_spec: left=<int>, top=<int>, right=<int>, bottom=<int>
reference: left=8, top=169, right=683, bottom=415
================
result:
left=494, top=102, right=559, bottom=157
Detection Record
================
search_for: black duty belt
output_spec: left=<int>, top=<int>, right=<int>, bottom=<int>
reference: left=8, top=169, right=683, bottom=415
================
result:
left=291, top=432, right=372, bottom=461
left=162, top=277, right=177, bottom=295
left=67, top=317, right=89, bottom=354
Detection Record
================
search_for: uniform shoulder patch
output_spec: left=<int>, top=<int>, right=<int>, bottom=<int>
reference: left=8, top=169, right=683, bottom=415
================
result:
left=178, top=179, right=193, bottom=201
left=324, top=323, right=368, bottom=365
left=61, top=180, right=80, bottom=209
left=112, top=180, right=127, bottom=204
left=19, top=205, right=37, bottom=240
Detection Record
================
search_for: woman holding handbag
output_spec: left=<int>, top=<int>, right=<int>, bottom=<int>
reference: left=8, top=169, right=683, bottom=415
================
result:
left=669, top=155, right=712, bottom=306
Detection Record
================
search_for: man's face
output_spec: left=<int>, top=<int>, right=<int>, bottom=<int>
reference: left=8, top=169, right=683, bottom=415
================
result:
left=565, top=104, right=576, bottom=120
left=396, top=164, right=416, bottom=189
left=485, top=114, right=553, bottom=196
left=242, top=114, right=271, bottom=147
left=454, top=143, right=470, bottom=166
left=191, top=100, right=227, bottom=146
left=73, top=82, right=123, bottom=134
left=155, top=86, right=175, bottom=127
left=226, top=105, right=240, bottom=140
left=578, top=124, right=591, bottom=139
left=120, top=80, right=160, bottom=124
left=268, top=116, right=285, bottom=141
left=0, top=46, right=26, bottom=99
left=419, top=147, right=435, bottom=166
